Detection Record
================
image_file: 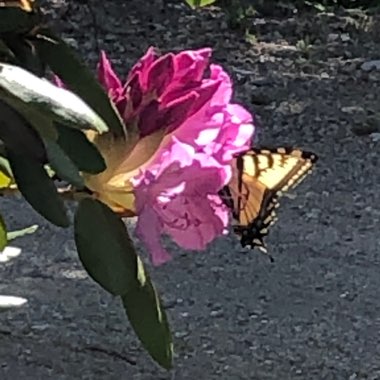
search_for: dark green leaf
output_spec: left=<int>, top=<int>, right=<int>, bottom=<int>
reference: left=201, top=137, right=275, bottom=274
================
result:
left=122, top=266, right=173, bottom=370
left=44, top=138, right=84, bottom=188
left=74, top=198, right=138, bottom=295
left=7, top=224, right=38, bottom=241
left=35, top=31, right=125, bottom=136
left=0, top=38, right=16, bottom=63
left=2, top=35, right=45, bottom=76
left=7, top=152, right=69, bottom=227
left=0, top=63, right=109, bottom=134
left=0, top=99, right=46, bottom=162
left=56, top=124, right=106, bottom=174
left=0, top=213, right=7, bottom=251
left=0, top=8, right=38, bottom=34
left=2, top=95, right=57, bottom=141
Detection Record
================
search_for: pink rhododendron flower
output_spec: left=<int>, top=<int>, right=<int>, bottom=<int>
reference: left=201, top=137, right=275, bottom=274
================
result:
left=131, top=139, right=231, bottom=266
left=120, top=48, right=255, bottom=265
left=56, top=47, right=255, bottom=265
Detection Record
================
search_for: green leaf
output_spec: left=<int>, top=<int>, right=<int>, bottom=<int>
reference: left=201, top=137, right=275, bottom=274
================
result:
left=185, top=0, right=216, bottom=8
left=0, top=156, right=13, bottom=188
left=0, top=63, right=109, bottom=134
left=44, top=138, right=84, bottom=188
left=74, top=199, right=173, bottom=368
left=0, top=170, right=12, bottom=188
left=7, top=152, right=69, bottom=227
left=0, top=99, right=46, bottom=162
left=0, top=213, right=7, bottom=251
left=0, top=7, right=39, bottom=34
left=7, top=224, right=38, bottom=241
left=2, top=34, right=45, bottom=76
left=56, top=124, right=106, bottom=174
left=35, top=31, right=125, bottom=136
left=74, top=198, right=138, bottom=295
left=0, top=38, right=16, bottom=63
left=122, top=264, right=173, bottom=370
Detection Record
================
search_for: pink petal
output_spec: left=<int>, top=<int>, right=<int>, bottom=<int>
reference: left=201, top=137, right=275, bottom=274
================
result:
left=160, top=91, right=199, bottom=133
left=97, top=51, right=122, bottom=93
left=137, top=100, right=160, bottom=137
left=209, top=194, right=230, bottom=234
left=52, top=74, right=65, bottom=88
left=227, top=103, right=253, bottom=124
left=133, top=144, right=231, bottom=258
left=136, top=206, right=172, bottom=266
left=127, top=72, right=143, bottom=110
left=187, top=80, right=221, bottom=117
left=173, top=48, right=212, bottom=83
left=161, top=196, right=227, bottom=250
left=127, top=46, right=158, bottom=83
left=146, top=54, right=175, bottom=96
left=209, top=64, right=232, bottom=105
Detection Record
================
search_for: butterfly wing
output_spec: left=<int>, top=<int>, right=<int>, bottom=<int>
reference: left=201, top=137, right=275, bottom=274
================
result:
left=220, top=147, right=318, bottom=253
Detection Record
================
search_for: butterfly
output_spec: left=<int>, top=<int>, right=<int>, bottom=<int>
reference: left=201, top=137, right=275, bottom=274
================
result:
left=219, top=147, right=318, bottom=260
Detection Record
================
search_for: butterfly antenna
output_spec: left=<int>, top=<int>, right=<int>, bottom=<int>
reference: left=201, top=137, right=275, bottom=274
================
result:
left=260, top=248, right=274, bottom=263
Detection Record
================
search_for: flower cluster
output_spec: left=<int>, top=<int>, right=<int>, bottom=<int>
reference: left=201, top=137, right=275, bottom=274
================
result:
left=79, top=48, right=254, bottom=265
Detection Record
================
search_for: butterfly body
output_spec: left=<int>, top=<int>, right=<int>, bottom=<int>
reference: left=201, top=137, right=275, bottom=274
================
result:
left=220, top=147, right=318, bottom=256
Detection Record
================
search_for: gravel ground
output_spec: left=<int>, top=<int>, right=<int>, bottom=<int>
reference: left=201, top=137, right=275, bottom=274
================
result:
left=1, top=1, right=380, bottom=379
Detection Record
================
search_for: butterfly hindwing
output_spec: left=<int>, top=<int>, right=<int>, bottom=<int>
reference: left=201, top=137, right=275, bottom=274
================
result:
left=220, top=147, right=318, bottom=256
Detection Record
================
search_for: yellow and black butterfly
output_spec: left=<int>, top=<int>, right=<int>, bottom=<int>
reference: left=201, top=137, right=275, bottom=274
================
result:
left=220, top=147, right=318, bottom=260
